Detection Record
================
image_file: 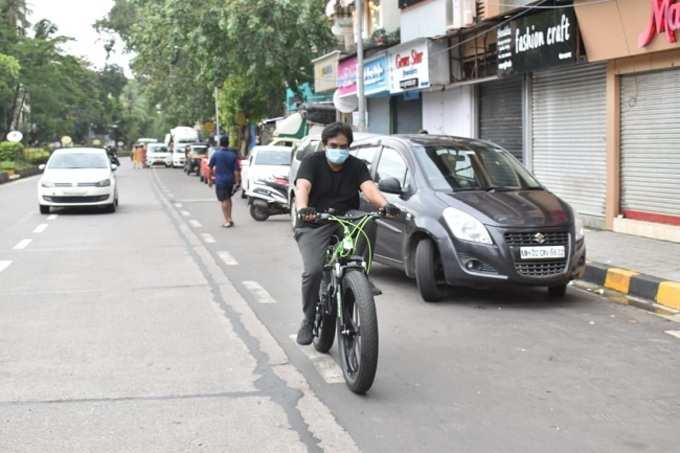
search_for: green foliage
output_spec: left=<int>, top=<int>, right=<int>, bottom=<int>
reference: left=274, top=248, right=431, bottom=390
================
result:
left=99, top=0, right=335, bottom=131
left=22, top=147, right=49, bottom=164
left=0, top=160, right=15, bottom=171
left=0, top=140, right=22, bottom=161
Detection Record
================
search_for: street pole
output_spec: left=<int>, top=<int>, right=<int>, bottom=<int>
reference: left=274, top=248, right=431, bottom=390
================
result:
left=214, top=87, right=221, bottom=140
left=356, top=0, right=367, bottom=132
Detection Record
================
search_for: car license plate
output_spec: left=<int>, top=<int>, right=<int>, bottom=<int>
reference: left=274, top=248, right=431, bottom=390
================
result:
left=64, top=191, right=86, bottom=196
left=520, top=246, right=565, bottom=260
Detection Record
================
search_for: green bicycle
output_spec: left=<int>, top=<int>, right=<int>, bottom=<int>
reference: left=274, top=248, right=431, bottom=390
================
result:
left=311, top=210, right=383, bottom=394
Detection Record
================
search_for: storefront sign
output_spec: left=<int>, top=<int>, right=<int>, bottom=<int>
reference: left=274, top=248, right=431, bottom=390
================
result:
left=389, top=41, right=430, bottom=94
left=639, top=0, right=680, bottom=47
left=364, top=54, right=389, bottom=96
left=313, top=50, right=341, bottom=93
left=337, top=56, right=357, bottom=97
left=497, top=7, right=577, bottom=77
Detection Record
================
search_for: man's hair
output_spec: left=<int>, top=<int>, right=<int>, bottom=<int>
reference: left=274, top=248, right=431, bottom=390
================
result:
left=321, top=122, right=353, bottom=146
left=219, top=135, right=229, bottom=147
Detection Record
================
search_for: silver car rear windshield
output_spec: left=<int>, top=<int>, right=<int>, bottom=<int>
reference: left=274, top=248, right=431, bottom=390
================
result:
left=48, top=153, right=109, bottom=169
left=415, top=143, right=542, bottom=192
left=254, top=150, right=291, bottom=166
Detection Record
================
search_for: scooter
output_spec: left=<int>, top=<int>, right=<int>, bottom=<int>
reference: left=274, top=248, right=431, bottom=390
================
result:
left=247, top=176, right=290, bottom=222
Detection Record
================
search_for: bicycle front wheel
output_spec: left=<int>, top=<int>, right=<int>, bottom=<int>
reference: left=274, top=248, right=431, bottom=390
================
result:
left=337, top=269, right=379, bottom=394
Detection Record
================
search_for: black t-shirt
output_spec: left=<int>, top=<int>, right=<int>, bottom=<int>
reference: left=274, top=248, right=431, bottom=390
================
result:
left=296, top=152, right=372, bottom=213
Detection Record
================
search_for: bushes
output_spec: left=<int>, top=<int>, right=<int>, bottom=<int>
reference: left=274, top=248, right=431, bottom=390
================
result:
left=0, top=141, right=23, bottom=161
left=23, top=148, right=50, bottom=164
left=0, top=161, right=16, bottom=172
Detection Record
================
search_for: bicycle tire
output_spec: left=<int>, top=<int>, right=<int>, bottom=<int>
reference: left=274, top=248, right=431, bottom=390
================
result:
left=337, top=269, right=379, bottom=394
left=313, top=303, right=336, bottom=353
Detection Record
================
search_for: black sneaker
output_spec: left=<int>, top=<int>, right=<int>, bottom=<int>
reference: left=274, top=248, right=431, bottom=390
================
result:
left=296, top=319, right=314, bottom=345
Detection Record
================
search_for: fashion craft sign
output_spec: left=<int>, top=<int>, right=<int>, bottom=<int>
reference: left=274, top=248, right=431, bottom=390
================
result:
left=497, top=7, right=577, bottom=77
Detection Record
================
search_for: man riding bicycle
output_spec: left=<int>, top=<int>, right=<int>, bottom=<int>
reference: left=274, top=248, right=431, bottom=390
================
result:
left=294, top=122, right=399, bottom=345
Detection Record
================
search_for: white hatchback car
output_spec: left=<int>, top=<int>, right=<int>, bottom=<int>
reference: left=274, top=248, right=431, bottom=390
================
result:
left=146, top=142, right=172, bottom=167
left=38, top=148, right=119, bottom=214
left=243, top=145, right=292, bottom=195
left=172, top=145, right=188, bottom=168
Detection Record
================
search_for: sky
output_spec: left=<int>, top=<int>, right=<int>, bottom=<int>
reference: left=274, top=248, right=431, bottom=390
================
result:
left=28, top=0, right=132, bottom=76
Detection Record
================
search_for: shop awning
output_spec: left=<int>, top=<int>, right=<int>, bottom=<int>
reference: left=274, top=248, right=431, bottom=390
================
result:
left=274, top=112, right=307, bottom=139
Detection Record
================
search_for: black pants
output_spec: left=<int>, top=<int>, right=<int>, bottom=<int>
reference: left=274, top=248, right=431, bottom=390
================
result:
left=294, top=220, right=377, bottom=322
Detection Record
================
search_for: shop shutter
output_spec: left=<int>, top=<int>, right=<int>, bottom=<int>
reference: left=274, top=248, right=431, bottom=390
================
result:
left=621, top=69, right=680, bottom=218
left=367, top=97, right=391, bottom=134
left=532, top=64, right=607, bottom=219
left=394, top=94, right=422, bottom=134
left=479, top=77, right=523, bottom=161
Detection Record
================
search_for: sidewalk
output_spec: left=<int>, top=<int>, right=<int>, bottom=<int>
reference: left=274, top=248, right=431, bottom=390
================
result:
left=581, top=229, right=680, bottom=311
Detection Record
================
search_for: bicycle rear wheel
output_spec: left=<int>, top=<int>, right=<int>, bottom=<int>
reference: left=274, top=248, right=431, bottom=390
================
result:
left=337, top=269, right=379, bottom=394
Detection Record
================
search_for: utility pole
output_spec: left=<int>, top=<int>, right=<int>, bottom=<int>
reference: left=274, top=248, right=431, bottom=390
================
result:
left=356, top=0, right=367, bottom=132
left=214, top=87, right=221, bottom=140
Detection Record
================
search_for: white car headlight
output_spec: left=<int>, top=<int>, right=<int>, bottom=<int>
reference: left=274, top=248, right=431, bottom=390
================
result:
left=40, top=180, right=54, bottom=188
left=575, top=217, right=585, bottom=242
left=442, top=207, right=493, bottom=245
left=96, top=179, right=111, bottom=187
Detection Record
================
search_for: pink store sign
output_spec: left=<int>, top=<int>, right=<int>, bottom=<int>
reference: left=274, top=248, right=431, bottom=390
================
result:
left=336, top=57, right=357, bottom=97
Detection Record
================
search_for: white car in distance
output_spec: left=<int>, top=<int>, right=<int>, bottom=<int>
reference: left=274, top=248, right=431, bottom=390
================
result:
left=38, top=148, right=119, bottom=214
left=146, top=143, right=172, bottom=167
left=244, top=145, right=292, bottom=195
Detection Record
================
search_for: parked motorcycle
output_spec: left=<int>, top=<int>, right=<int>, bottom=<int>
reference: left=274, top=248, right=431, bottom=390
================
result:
left=247, top=176, right=290, bottom=222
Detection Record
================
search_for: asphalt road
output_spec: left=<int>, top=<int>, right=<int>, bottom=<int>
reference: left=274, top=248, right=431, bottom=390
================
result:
left=1, top=160, right=679, bottom=452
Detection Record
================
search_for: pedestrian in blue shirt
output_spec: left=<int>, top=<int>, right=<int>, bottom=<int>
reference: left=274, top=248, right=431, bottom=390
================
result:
left=208, top=135, right=241, bottom=228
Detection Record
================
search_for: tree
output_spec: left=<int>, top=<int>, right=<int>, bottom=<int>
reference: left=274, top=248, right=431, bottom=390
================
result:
left=98, top=0, right=335, bottom=131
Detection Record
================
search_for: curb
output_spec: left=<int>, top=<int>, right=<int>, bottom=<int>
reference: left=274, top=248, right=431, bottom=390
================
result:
left=580, top=262, right=680, bottom=313
left=0, top=166, right=41, bottom=185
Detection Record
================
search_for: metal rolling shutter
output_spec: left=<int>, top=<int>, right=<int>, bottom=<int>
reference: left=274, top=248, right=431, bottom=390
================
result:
left=621, top=69, right=680, bottom=218
left=395, top=95, right=422, bottom=134
left=532, top=64, right=607, bottom=219
left=479, top=77, right=523, bottom=161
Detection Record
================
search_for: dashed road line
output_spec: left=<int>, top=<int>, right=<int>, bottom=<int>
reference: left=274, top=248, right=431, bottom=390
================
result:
left=665, top=330, right=680, bottom=339
left=288, top=335, right=345, bottom=384
left=13, top=239, right=32, bottom=250
left=189, top=219, right=202, bottom=228
left=33, top=223, right=48, bottom=233
left=174, top=202, right=183, bottom=208
left=242, top=281, right=276, bottom=304
left=180, top=210, right=191, bottom=217
left=218, top=251, right=238, bottom=266
left=0, top=261, right=12, bottom=273
left=47, top=214, right=58, bottom=221
left=201, top=233, right=216, bottom=244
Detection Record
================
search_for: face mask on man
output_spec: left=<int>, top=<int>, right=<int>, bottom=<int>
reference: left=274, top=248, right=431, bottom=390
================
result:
left=325, top=147, right=349, bottom=165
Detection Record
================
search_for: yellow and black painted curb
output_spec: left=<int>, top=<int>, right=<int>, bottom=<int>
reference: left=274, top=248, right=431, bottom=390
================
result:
left=581, top=262, right=680, bottom=312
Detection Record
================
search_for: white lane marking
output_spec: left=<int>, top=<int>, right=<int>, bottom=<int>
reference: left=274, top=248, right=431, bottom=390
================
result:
left=242, top=281, right=276, bottom=304
left=180, top=210, right=191, bottom=217
left=189, top=219, right=202, bottom=228
left=201, top=233, right=216, bottom=244
left=47, top=214, right=58, bottom=220
left=218, top=251, right=238, bottom=266
left=665, top=330, right=680, bottom=339
left=13, top=239, right=32, bottom=250
left=288, top=335, right=345, bottom=384
left=174, top=202, right=183, bottom=208
left=0, top=261, right=11, bottom=273
left=33, top=223, right=48, bottom=233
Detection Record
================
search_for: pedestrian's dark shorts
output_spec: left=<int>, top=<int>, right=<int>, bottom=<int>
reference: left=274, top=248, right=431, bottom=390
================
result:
left=215, top=183, right=233, bottom=202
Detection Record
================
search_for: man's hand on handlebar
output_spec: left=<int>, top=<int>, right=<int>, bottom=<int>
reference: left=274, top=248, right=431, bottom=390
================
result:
left=297, top=207, right=318, bottom=223
left=380, top=203, right=402, bottom=219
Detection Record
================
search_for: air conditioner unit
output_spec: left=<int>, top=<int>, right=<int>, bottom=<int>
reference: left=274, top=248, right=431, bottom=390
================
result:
left=452, top=0, right=476, bottom=29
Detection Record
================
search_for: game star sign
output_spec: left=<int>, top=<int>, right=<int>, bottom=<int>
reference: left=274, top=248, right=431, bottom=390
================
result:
left=639, top=0, right=680, bottom=47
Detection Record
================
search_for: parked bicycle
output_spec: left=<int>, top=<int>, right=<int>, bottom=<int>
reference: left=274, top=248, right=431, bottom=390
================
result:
left=304, top=209, right=386, bottom=394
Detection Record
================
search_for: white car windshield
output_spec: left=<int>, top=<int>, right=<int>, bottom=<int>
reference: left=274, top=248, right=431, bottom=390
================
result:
left=148, top=145, right=168, bottom=153
left=48, top=153, right=109, bottom=169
